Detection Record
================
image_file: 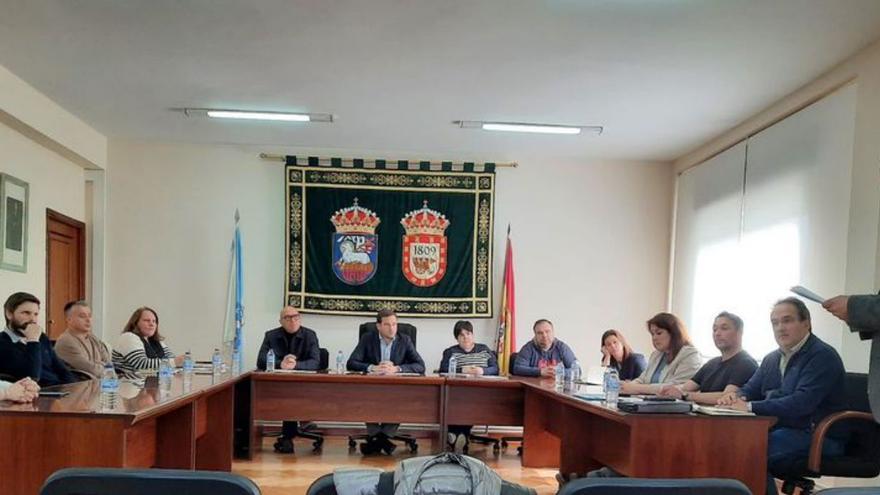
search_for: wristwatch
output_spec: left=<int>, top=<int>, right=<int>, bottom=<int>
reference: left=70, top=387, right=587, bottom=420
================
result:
left=681, top=391, right=690, bottom=401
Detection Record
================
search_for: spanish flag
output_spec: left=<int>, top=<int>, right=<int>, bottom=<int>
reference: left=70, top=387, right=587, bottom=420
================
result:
left=496, top=226, right=516, bottom=375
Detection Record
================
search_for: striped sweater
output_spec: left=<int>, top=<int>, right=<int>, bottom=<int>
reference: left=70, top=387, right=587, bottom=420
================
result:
left=112, top=332, right=175, bottom=378
left=439, top=343, right=499, bottom=375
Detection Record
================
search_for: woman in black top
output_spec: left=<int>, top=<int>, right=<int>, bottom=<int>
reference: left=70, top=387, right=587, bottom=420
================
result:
left=600, top=329, right=647, bottom=381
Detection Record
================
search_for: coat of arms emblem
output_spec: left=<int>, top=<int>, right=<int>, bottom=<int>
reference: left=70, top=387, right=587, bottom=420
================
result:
left=330, top=199, right=380, bottom=286
left=400, top=201, right=450, bottom=287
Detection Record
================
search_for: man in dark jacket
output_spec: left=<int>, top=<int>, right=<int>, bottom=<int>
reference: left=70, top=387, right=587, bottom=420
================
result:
left=823, top=293, right=880, bottom=422
left=1, top=292, right=76, bottom=387
left=718, top=297, right=847, bottom=495
left=256, top=305, right=321, bottom=453
left=347, top=308, right=425, bottom=455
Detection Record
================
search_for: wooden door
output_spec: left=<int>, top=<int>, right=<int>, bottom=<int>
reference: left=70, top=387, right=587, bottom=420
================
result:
left=46, top=209, right=85, bottom=340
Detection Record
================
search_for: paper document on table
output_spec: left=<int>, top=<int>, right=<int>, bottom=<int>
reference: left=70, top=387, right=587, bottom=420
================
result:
left=791, top=285, right=825, bottom=304
left=693, top=404, right=755, bottom=416
left=273, top=369, right=318, bottom=374
left=573, top=385, right=606, bottom=401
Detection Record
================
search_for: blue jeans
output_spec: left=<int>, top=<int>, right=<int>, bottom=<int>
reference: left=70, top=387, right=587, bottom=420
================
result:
left=766, top=427, right=844, bottom=495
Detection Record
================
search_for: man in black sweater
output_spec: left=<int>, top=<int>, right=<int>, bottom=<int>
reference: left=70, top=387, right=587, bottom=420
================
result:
left=1, top=292, right=76, bottom=386
left=256, top=305, right=321, bottom=453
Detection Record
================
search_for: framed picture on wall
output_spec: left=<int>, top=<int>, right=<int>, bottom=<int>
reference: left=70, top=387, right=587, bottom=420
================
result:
left=0, top=173, right=29, bottom=272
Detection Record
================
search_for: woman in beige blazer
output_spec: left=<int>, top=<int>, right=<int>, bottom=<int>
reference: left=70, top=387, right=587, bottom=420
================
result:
left=621, top=312, right=702, bottom=395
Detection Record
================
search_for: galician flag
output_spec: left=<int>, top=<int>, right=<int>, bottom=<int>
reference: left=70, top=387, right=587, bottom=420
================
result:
left=223, top=209, right=244, bottom=369
left=495, top=225, right=516, bottom=375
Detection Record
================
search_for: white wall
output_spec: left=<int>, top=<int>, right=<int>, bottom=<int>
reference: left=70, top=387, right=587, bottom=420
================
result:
left=105, top=140, right=673, bottom=371
left=0, top=120, right=86, bottom=309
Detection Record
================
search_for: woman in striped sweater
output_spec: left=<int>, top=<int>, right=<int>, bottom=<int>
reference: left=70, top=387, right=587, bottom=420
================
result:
left=112, top=307, right=184, bottom=378
left=439, top=320, right=499, bottom=452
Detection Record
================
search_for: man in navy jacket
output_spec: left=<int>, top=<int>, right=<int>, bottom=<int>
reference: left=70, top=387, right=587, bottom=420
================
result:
left=347, top=308, right=425, bottom=454
left=1, top=292, right=76, bottom=387
left=256, top=306, right=321, bottom=454
left=719, top=297, right=847, bottom=495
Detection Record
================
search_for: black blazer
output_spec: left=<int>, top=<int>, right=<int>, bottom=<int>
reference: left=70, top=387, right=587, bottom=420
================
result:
left=347, top=330, right=425, bottom=374
left=256, top=326, right=321, bottom=371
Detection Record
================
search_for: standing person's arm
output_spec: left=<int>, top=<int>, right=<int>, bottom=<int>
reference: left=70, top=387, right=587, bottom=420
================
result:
left=843, top=294, right=880, bottom=335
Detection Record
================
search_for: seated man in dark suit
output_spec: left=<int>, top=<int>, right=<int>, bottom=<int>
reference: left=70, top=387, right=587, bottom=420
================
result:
left=256, top=305, right=321, bottom=454
left=347, top=308, right=425, bottom=455
left=0, top=292, right=76, bottom=387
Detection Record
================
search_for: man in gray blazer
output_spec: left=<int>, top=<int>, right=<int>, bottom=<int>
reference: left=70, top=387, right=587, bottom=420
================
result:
left=823, top=294, right=880, bottom=422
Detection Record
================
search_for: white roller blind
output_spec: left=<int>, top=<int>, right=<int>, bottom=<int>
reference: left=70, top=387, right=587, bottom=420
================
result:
left=672, top=84, right=856, bottom=359
left=740, top=84, right=855, bottom=355
left=671, top=142, right=746, bottom=357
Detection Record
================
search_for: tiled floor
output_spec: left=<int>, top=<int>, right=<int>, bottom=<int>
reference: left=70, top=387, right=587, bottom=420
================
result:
left=233, top=436, right=558, bottom=495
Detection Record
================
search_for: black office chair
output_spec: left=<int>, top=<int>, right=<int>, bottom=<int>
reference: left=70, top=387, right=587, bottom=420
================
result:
left=556, top=478, right=751, bottom=495
left=347, top=322, right=419, bottom=454
left=500, top=351, right=523, bottom=455
left=40, top=468, right=261, bottom=495
left=775, top=372, right=880, bottom=495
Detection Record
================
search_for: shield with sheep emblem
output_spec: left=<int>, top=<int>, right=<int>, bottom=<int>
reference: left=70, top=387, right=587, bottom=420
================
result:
left=330, top=199, right=380, bottom=286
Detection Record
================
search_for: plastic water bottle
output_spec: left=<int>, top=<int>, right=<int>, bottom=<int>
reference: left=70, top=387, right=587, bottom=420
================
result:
left=159, top=358, right=173, bottom=395
left=266, top=349, right=276, bottom=372
left=335, top=350, right=345, bottom=374
left=555, top=361, right=565, bottom=387
left=448, top=355, right=458, bottom=377
left=232, top=348, right=242, bottom=375
left=100, top=363, right=119, bottom=410
left=183, top=351, right=195, bottom=383
left=212, top=347, right=222, bottom=377
left=604, top=368, right=620, bottom=407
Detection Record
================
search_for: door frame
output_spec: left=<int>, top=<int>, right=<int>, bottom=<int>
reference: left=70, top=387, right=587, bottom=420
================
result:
left=45, top=208, right=86, bottom=336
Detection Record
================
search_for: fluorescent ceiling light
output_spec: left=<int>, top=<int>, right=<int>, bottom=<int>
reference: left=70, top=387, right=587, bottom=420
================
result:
left=455, top=120, right=602, bottom=135
left=482, top=123, right=579, bottom=134
left=207, top=110, right=310, bottom=122
left=183, top=108, right=334, bottom=123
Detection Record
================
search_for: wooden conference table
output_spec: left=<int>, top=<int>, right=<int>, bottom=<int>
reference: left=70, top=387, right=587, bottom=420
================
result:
left=0, top=372, right=245, bottom=495
left=244, top=372, right=775, bottom=495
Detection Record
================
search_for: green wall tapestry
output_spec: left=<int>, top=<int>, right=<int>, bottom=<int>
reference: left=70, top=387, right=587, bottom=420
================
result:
left=285, top=156, right=495, bottom=317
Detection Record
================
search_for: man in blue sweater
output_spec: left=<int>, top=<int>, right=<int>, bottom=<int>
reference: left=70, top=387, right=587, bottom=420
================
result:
left=718, top=297, right=847, bottom=495
left=512, top=319, right=577, bottom=377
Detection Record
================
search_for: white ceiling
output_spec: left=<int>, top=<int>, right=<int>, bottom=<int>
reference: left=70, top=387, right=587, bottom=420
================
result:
left=2, top=0, right=880, bottom=162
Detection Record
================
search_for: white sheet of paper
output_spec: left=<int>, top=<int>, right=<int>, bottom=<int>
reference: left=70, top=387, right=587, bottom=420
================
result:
left=791, top=285, right=825, bottom=303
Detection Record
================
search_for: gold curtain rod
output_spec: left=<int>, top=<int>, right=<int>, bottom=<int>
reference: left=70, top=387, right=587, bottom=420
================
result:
left=259, top=153, right=517, bottom=168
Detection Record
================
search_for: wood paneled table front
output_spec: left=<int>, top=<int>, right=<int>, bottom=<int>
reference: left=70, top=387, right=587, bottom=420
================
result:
left=0, top=372, right=245, bottom=495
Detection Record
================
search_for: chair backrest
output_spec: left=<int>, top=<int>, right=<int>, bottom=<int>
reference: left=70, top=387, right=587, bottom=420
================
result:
left=845, top=372, right=871, bottom=412
left=359, top=321, right=417, bottom=347
left=556, top=478, right=751, bottom=495
left=507, top=352, right=519, bottom=376
left=40, top=468, right=262, bottom=495
left=319, top=348, right=329, bottom=370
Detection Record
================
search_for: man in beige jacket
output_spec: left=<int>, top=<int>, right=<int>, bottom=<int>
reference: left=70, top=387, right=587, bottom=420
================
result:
left=54, top=301, right=111, bottom=379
